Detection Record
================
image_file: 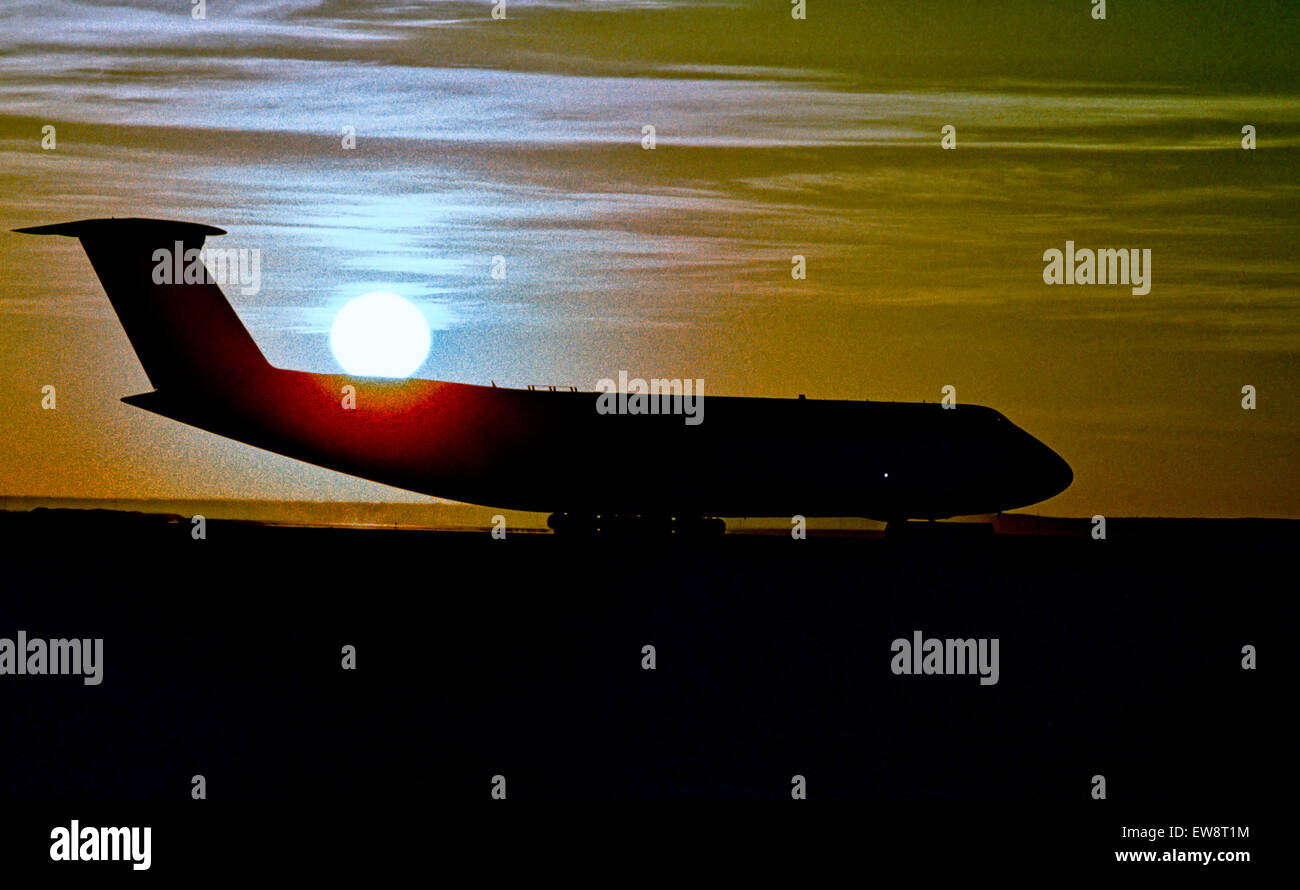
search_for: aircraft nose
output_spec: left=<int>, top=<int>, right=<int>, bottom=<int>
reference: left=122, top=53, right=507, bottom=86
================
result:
left=1044, top=446, right=1073, bottom=497
left=1031, top=440, right=1073, bottom=502
left=998, top=424, right=1073, bottom=510
left=987, top=415, right=1073, bottom=511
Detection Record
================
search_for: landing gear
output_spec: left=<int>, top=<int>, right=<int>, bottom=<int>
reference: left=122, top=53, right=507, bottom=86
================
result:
left=884, top=518, right=994, bottom=539
left=547, top=513, right=726, bottom=536
left=884, top=518, right=937, bottom=538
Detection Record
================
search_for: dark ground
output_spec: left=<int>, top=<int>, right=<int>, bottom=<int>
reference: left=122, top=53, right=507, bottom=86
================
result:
left=0, top=509, right=1278, bottom=870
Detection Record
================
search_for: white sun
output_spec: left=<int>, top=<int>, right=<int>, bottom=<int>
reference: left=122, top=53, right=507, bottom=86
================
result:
left=329, top=291, right=431, bottom=378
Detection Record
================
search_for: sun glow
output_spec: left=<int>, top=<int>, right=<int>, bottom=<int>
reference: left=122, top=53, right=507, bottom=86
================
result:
left=329, top=291, right=431, bottom=378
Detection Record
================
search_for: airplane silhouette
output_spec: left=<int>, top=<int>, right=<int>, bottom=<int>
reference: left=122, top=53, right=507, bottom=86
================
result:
left=17, top=218, right=1072, bottom=532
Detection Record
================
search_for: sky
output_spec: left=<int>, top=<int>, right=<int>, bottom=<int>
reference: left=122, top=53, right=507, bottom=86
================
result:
left=0, top=0, right=1297, bottom=517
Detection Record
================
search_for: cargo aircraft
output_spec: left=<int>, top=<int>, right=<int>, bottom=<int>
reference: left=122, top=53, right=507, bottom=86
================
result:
left=16, top=218, right=1072, bottom=533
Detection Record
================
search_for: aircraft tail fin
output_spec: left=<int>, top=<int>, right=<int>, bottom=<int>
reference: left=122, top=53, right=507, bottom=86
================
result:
left=15, top=217, right=271, bottom=393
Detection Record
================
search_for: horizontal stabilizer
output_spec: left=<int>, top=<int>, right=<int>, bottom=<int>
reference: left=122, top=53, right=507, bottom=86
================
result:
left=14, top=218, right=226, bottom=238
